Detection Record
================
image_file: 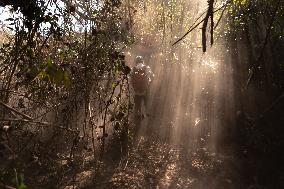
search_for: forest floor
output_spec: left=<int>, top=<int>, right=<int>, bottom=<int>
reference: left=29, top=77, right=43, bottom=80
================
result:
left=90, top=133, right=242, bottom=189
left=2, top=116, right=278, bottom=189
left=8, top=128, right=242, bottom=189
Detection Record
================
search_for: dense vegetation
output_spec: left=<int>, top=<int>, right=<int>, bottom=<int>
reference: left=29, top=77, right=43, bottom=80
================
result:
left=0, top=0, right=283, bottom=188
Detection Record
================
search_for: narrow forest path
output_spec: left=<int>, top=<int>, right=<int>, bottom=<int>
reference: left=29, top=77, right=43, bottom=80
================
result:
left=91, top=125, right=242, bottom=189
left=89, top=44, right=242, bottom=188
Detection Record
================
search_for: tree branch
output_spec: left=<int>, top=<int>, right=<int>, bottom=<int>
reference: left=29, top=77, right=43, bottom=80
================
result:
left=0, top=118, right=79, bottom=133
left=243, top=0, right=281, bottom=89
left=0, top=101, right=33, bottom=120
left=172, top=0, right=231, bottom=47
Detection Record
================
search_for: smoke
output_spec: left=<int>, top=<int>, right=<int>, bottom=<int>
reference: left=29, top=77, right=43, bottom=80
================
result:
left=124, top=0, right=235, bottom=153
left=146, top=45, right=233, bottom=150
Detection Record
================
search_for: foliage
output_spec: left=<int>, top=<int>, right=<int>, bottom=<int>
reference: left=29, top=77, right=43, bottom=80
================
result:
left=0, top=168, right=27, bottom=189
left=0, top=0, right=133, bottom=188
left=0, top=0, right=283, bottom=188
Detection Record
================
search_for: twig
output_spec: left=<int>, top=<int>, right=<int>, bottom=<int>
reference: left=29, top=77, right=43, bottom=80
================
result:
left=0, top=183, right=17, bottom=189
left=243, top=0, right=281, bottom=89
left=100, top=81, right=120, bottom=158
left=33, top=101, right=66, bottom=120
left=172, top=0, right=231, bottom=46
left=0, top=101, right=33, bottom=120
left=172, top=16, right=205, bottom=46
left=214, top=2, right=228, bottom=30
left=259, top=93, right=284, bottom=118
left=0, top=118, right=79, bottom=133
left=172, top=9, right=207, bottom=46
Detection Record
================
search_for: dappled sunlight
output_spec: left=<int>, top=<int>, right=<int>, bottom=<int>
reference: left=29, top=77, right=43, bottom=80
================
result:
left=137, top=40, right=235, bottom=152
left=122, top=2, right=237, bottom=181
left=121, top=5, right=238, bottom=189
left=123, top=0, right=236, bottom=151
left=96, top=138, right=230, bottom=188
left=0, top=0, right=283, bottom=188
left=201, top=58, right=219, bottom=73
left=159, top=162, right=179, bottom=187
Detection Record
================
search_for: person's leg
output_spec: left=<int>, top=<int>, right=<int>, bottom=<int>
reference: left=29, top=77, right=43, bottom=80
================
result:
left=134, top=95, right=142, bottom=138
left=134, top=95, right=142, bottom=118
left=143, top=90, right=150, bottom=117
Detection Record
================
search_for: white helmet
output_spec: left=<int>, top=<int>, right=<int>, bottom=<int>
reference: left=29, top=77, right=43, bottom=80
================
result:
left=135, top=56, right=144, bottom=64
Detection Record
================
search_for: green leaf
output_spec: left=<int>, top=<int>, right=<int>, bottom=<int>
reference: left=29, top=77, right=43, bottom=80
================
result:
left=17, top=175, right=27, bottom=189
left=18, top=182, right=27, bottom=189
left=112, top=82, right=116, bottom=89
left=46, top=58, right=57, bottom=77
left=54, top=69, right=64, bottom=85
left=59, top=51, right=65, bottom=62
left=38, top=70, right=49, bottom=81
left=63, top=71, right=71, bottom=88
left=27, top=48, right=35, bottom=58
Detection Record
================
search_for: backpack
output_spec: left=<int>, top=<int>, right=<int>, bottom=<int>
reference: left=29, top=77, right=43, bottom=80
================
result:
left=131, top=65, right=150, bottom=95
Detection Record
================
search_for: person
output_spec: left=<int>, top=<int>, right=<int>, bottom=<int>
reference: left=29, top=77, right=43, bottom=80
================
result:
left=130, top=56, right=154, bottom=120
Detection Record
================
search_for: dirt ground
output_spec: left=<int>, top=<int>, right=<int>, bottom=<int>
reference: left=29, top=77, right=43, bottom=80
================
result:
left=90, top=134, right=241, bottom=189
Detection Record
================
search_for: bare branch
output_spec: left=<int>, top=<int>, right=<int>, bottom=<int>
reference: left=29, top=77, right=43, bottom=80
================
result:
left=172, top=0, right=231, bottom=47
left=0, top=118, right=79, bottom=133
left=0, top=101, right=33, bottom=120
left=243, top=0, right=281, bottom=89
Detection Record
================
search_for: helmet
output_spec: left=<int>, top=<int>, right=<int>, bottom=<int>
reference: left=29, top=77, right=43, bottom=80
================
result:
left=135, top=56, right=144, bottom=64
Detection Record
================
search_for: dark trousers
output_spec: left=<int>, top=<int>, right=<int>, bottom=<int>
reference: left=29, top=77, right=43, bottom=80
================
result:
left=134, top=94, right=148, bottom=117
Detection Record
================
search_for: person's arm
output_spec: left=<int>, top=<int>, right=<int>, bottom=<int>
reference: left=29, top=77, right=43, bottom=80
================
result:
left=129, top=68, right=134, bottom=76
left=129, top=65, right=137, bottom=77
left=146, top=66, right=154, bottom=82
